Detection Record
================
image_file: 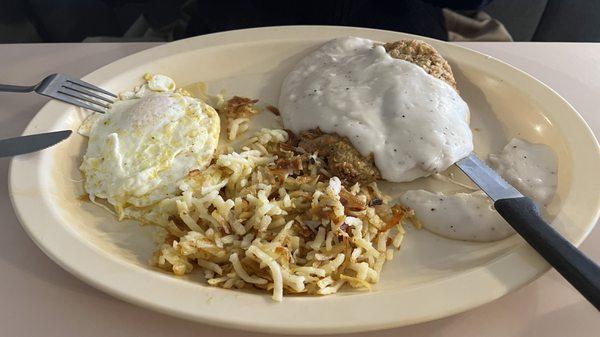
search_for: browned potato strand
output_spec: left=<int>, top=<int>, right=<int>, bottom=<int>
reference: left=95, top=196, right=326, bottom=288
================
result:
left=221, top=96, right=260, bottom=119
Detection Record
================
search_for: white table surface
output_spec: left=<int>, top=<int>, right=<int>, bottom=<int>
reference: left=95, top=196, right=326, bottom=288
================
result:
left=0, top=41, right=598, bottom=337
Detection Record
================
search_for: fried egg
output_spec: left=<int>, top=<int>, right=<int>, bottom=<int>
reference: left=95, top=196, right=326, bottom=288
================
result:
left=80, top=74, right=220, bottom=215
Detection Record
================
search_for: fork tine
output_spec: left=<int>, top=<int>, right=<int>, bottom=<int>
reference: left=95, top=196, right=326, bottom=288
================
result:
left=61, top=83, right=114, bottom=103
left=57, top=89, right=111, bottom=109
left=65, top=77, right=117, bottom=98
left=53, top=92, right=106, bottom=113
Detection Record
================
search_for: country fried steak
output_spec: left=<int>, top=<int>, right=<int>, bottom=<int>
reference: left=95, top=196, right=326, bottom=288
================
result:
left=296, top=40, right=458, bottom=185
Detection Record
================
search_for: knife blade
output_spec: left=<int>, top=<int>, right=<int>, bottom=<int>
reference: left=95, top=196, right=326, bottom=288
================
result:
left=0, top=130, right=72, bottom=157
left=456, top=152, right=523, bottom=201
left=456, top=151, right=600, bottom=310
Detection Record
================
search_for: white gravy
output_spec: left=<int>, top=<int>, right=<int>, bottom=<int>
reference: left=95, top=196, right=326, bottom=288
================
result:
left=401, top=138, right=558, bottom=242
left=279, top=37, right=473, bottom=182
left=488, top=138, right=558, bottom=206
left=400, top=190, right=514, bottom=242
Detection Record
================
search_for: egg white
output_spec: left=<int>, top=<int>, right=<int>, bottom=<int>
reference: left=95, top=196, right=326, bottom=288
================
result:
left=80, top=75, right=220, bottom=214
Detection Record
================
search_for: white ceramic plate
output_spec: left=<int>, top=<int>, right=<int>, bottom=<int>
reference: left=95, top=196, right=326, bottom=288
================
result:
left=9, top=26, right=600, bottom=334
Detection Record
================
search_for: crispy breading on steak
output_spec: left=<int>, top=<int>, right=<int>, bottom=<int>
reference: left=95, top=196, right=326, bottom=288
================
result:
left=383, top=39, right=457, bottom=90
left=298, top=129, right=381, bottom=185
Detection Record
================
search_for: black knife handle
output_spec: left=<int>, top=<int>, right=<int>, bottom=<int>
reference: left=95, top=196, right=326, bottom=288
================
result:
left=495, top=197, right=600, bottom=310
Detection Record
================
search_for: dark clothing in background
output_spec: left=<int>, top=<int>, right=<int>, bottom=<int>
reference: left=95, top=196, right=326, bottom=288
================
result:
left=184, top=0, right=448, bottom=40
left=6, top=0, right=494, bottom=43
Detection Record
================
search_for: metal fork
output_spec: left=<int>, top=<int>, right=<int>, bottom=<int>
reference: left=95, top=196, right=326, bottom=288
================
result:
left=0, top=73, right=116, bottom=113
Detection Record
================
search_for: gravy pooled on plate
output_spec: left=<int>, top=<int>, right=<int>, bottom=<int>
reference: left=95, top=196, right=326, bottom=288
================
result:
left=489, top=138, right=558, bottom=206
left=400, top=190, right=514, bottom=242
left=402, top=138, right=558, bottom=242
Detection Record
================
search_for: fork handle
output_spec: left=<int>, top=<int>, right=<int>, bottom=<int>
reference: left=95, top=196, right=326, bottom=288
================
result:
left=495, top=197, right=600, bottom=310
left=0, top=84, right=37, bottom=93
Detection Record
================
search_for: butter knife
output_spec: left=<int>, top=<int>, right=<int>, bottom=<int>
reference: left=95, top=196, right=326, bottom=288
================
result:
left=0, top=130, right=72, bottom=157
left=456, top=152, right=600, bottom=310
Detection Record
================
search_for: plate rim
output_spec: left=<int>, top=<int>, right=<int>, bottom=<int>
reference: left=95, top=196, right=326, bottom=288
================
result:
left=9, top=25, right=600, bottom=334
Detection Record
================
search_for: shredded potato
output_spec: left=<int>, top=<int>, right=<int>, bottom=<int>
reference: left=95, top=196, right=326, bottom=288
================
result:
left=220, top=96, right=260, bottom=140
left=111, top=97, right=413, bottom=302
